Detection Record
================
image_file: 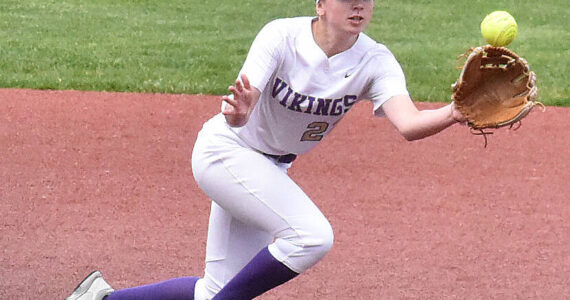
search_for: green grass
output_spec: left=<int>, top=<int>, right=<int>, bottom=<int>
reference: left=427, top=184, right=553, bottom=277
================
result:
left=0, top=0, right=568, bottom=105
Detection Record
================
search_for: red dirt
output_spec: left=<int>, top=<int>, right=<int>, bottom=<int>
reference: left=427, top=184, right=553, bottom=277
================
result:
left=1, top=89, right=568, bottom=299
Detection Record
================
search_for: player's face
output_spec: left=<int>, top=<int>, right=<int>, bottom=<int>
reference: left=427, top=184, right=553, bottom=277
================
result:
left=319, top=0, right=374, bottom=35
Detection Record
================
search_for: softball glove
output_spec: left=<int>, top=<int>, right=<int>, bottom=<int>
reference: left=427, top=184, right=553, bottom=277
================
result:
left=452, top=46, right=542, bottom=146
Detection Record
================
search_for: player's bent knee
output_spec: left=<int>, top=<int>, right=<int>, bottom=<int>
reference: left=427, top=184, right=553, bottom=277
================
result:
left=270, top=216, right=334, bottom=273
left=306, top=219, right=334, bottom=259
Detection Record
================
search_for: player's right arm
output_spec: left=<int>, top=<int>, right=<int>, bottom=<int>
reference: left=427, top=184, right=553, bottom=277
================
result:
left=381, top=94, right=465, bottom=141
left=222, top=74, right=261, bottom=127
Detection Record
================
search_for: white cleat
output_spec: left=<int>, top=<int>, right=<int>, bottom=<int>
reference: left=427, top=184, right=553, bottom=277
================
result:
left=65, top=271, right=114, bottom=300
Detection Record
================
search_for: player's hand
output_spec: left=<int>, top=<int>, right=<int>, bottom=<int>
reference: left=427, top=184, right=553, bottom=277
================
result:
left=450, top=102, right=467, bottom=124
left=222, top=74, right=261, bottom=127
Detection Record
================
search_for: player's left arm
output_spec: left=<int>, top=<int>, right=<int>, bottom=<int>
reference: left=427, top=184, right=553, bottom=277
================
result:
left=381, top=94, right=466, bottom=141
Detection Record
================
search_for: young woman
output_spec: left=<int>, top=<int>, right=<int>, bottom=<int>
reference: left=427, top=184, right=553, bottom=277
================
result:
left=66, top=0, right=465, bottom=299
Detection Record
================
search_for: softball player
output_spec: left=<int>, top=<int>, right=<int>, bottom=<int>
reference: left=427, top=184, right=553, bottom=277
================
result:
left=66, top=0, right=465, bottom=299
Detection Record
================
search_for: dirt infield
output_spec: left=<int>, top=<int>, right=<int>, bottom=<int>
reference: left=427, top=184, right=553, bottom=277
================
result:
left=1, top=88, right=568, bottom=299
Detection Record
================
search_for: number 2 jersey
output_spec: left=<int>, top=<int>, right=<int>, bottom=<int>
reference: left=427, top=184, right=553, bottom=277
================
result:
left=225, top=17, right=409, bottom=155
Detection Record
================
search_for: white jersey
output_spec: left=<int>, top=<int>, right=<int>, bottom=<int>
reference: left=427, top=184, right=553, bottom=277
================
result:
left=226, top=17, right=409, bottom=155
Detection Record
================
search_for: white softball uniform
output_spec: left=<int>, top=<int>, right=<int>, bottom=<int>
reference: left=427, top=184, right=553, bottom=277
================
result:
left=231, top=17, right=408, bottom=155
left=191, top=17, right=408, bottom=299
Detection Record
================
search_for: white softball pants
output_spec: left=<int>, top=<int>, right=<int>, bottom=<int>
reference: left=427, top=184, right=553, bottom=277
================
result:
left=191, top=114, right=334, bottom=299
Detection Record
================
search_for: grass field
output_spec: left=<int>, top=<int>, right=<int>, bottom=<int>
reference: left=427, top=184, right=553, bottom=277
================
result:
left=0, top=0, right=568, bottom=105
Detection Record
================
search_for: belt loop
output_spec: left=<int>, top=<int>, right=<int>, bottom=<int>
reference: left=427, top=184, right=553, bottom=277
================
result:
left=278, top=154, right=297, bottom=164
left=262, top=152, right=297, bottom=164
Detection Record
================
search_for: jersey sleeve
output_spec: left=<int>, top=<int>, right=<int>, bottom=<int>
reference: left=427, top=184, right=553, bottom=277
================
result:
left=238, top=20, right=285, bottom=93
left=366, top=51, right=409, bottom=116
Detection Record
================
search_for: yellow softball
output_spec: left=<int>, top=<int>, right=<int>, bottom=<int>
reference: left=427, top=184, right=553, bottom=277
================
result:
left=480, top=11, right=518, bottom=47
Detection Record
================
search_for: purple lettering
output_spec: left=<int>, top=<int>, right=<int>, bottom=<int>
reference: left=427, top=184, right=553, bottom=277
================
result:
left=271, top=78, right=287, bottom=98
left=314, top=98, right=332, bottom=116
left=304, top=96, right=316, bottom=114
left=288, top=93, right=307, bottom=112
left=279, top=87, right=294, bottom=107
left=330, top=98, right=343, bottom=116
left=343, top=95, right=357, bottom=113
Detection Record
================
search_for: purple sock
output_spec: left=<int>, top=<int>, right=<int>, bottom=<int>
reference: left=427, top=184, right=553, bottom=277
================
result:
left=104, top=276, right=198, bottom=300
left=213, top=247, right=298, bottom=300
